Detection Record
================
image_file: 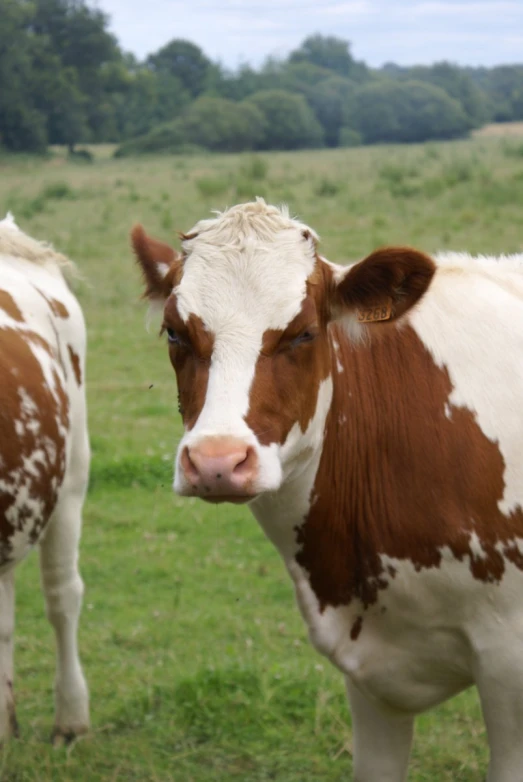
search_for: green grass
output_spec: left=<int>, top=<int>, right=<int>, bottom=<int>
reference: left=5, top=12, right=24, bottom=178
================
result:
left=1, top=135, right=521, bottom=779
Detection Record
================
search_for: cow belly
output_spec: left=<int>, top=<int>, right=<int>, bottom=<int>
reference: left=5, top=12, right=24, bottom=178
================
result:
left=287, top=554, right=523, bottom=714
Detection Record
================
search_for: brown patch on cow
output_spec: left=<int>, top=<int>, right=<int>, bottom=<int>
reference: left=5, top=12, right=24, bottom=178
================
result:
left=179, top=231, right=198, bottom=242
left=67, top=345, right=82, bottom=386
left=32, top=288, right=70, bottom=319
left=0, top=292, right=24, bottom=323
left=245, top=264, right=333, bottom=446
left=47, top=297, right=69, bottom=319
left=131, top=225, right=182, bottom=300
left=295, top=323, right=523, bottom=612
left=163, top=294, right=213, bottom=430
left=350, top=616, right=363, bottom=640
left=0, top=326, right=69, bottom=565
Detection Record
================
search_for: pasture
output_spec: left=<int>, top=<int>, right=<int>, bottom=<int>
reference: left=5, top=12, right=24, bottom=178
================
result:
left=1, top=135, right=522, bottom=780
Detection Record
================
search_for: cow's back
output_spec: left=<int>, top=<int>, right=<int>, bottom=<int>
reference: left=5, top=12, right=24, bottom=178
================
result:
left=0, top=253, right=86, bottom=569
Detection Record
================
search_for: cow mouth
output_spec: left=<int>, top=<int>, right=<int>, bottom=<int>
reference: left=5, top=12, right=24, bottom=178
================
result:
left=202, top=493, right=257, bottom=505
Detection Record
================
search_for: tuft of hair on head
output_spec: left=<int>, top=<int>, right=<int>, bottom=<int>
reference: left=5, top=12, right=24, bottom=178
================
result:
left=1, top=212, right=20, bottom=232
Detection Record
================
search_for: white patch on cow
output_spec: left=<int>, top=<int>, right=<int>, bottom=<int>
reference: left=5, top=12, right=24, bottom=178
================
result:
left=18, top=388, right=37, bottom=417
left=22, top=449, right=47, bottom=478
left=444, top=402, right=452, bottom=420
left=27, top=418, right=40, bottom=435
left=332, top=338, right=344, bottom=373
left=280, top=377, right=332, bottom=479
left=469, top=531, right=487, bottom=560
left=42, top=436, right=57, bottom=465
left=26, top=340, right=67, bottom=438
left=410, top=252, right=523, bottom=516
left=251, top=377, right=333, bottom=558
left=156, top=262, right=170, bottom=279
left=174, top=201, right=320, bottom=494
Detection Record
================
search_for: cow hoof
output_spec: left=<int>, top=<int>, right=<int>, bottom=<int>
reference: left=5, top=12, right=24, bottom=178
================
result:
left=0, top=692, right=20, bottom=742
left=51, top=725, right=88, bottom=748
left=8, top=707, right=19, bottom=740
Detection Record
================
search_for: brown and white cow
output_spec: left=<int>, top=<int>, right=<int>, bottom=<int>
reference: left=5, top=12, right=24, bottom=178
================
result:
left=0, top=214, right=89, bottom=742
left=132, top=199, right=523, bottom=781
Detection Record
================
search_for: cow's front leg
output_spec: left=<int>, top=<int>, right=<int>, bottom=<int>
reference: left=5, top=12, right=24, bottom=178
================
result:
left=0, top=569, right=17, bottom=741
left=347, top=678, right=413, bottom=782
left=476, top=652, right=523, bottom=782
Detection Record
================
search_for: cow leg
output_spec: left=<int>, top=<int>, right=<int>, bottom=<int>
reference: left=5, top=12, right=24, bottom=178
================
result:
left=347, top=678, right=413, bottom=782
left=0, top=569, right=17, bottom=740
left=39, top=473, right=89, bottom=743
left=476, top=658, right=523, bottom=782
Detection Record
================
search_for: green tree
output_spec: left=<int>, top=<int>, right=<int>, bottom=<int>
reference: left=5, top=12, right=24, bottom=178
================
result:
left=180, top=97, right=266, bottom=151
left=246, top=90, right=324, bottom=150
left=306, top=75, right=356, bottom=147
left=26, top=0, right=121, bottom=146
left=482, top=66, right=523, bottom=121
left=30, top=41, right=88, bottom=148
left=282, top=61, right=335, bottom=88
left=0, top=0, right=48, bottom=151
left=289, top=35, right=366, bottom=80
left=351, top=80, right=470, bottom=144
left=404, top=62, right=488, bottom=128
left=147, top=39, right=212, bottom=97
left=112, top=68, right=190, bottom=140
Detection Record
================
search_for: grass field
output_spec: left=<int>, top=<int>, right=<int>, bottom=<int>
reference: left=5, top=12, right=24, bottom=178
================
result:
left=1, top=134, right=523, bottom=780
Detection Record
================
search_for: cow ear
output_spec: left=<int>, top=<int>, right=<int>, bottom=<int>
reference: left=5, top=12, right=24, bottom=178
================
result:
left=131, top=224, right=182, bottom=300
left=332, top=246, right=436, bottom=330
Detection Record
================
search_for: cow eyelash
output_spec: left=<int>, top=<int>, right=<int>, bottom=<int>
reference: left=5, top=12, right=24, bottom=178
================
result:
left=164, top=327, right=188, bottom=347
left=290, top=330, right=316, bottom=348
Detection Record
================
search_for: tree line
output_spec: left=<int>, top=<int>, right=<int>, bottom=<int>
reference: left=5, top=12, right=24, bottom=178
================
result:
left=1, top=0, right=523, bottom=155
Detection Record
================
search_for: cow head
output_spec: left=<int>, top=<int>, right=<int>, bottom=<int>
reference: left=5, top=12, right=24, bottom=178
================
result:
left=132, top=200, right=434, bottom=504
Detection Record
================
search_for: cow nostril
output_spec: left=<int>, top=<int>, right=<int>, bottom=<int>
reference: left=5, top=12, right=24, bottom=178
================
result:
left=216, top=473, right=222, bottom=479
left=232, top=446, right=256, bottom=477
left=181, top=446, right=199, bottom=481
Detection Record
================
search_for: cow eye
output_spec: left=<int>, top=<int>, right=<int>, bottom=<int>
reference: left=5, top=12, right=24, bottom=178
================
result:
left=291, top=330, right=316, bottom=348
left=166, top=327, right=185, bottom=346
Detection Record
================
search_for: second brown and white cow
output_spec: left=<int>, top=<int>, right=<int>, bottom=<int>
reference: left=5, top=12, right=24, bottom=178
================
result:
left=132, top=199, right=523, bottom=782
left=0, top=214, right=89, bottom=743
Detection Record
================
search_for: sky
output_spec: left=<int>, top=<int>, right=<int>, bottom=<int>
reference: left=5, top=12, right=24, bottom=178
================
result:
left=95, top=0, right=523, bottom=70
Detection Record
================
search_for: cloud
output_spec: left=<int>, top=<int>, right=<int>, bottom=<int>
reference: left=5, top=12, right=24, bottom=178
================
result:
left=412, top=1, right=521, bottom=15
left=99, top=0, right=523, bottom=68
left=320, top=2, right=372, bottom=16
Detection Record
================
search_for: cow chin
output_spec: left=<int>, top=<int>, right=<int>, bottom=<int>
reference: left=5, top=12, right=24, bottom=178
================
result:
left=201, top=494, right=257, bottom=505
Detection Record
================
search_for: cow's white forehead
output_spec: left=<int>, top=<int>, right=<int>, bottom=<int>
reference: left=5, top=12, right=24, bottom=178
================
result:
left=175, top=200, right=318, bottom=332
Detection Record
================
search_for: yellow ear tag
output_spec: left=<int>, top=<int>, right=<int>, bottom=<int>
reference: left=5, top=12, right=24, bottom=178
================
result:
left=357, top=301, right=392, bottom=323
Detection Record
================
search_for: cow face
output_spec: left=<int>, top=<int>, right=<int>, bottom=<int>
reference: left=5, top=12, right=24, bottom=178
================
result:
left=133, top=201, right=434, bottom=504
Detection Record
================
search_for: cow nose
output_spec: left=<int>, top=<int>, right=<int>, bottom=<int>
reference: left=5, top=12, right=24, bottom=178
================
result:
left=180, top=437, right=258, bottom=500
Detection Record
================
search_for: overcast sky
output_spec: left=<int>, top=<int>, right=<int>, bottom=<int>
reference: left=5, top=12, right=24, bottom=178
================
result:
left=95, top=0, right=523, bottom=70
